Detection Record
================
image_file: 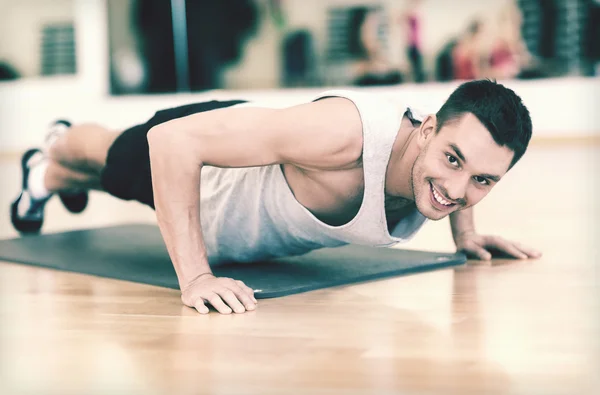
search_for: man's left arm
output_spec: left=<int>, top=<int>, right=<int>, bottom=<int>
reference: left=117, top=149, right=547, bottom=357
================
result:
left=450, top=208, right=542, bottom=260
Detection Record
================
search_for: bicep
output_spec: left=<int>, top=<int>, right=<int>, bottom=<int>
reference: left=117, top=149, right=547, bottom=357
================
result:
left=150, top=97, right=364, bottom=170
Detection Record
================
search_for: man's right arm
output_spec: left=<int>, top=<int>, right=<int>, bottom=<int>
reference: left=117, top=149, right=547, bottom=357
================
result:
left=147, top=97, right=363, bottom=314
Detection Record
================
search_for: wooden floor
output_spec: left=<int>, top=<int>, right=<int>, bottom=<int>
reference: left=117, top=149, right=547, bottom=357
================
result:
left=0, top=144, right=598, bottom=395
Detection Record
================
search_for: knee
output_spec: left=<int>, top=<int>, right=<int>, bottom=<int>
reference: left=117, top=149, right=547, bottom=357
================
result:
left=51, top=123, right=102, bottom=149
left=48, top=123, right=116, bottom=172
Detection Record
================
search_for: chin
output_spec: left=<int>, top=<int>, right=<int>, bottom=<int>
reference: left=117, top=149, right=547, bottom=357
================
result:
left=415, top=204, right=449, bottom=221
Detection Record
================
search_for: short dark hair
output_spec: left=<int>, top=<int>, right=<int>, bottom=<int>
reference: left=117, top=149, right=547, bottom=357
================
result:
left=435, top=79, right=532, bottom=169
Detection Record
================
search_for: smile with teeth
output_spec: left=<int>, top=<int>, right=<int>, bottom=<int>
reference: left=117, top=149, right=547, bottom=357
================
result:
left=430, top=183, right=454, bottom=207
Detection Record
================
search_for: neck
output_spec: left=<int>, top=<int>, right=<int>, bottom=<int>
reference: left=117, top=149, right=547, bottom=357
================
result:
left=385, top=117, right=421, bottom=199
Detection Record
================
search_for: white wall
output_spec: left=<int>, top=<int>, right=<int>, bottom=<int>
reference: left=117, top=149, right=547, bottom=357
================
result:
left=1, top=76, right=598, bottom=153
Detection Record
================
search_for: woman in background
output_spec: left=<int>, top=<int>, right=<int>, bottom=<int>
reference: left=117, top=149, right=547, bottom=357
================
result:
left=487, top=1, right=530, bottom=80
left=402, top=0, right=426, bottom=82
left=452, top=20, right=484, bottom=80
left=349, top=7, right=402, bottom=86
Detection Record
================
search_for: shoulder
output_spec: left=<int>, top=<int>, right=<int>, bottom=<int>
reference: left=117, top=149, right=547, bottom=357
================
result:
left=273, top=90, right=402, bottom=169
left=265, top=94, right=365, bottom=170
left=312, top=89, right=401, bottom=127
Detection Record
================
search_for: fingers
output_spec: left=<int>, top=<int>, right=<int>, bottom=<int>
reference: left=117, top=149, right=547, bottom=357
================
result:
left=207, top=293, right=233, bottom=314
left=514, top=242, right=543, bottom=259
left=201, top=286, right=257, bottom=315
left=207, top=287, right=256, bottom=315
left=471, top=246, right=492, bottom=261
left=183, top=277, right=258, bottom=315
left=228, top=284, right=256, bottom=312
left=218, top=279, right=256, bottom=312
left=237, top=280, right=258, bottom=303
left=460, top=240, right=492, bottom=260
left=219, top=288, right=248, bottom=314
left=459, top=234, right=543, bottom=261
left=487, top=237, right=527, bottom=259
left=193, top=299, right=210, bottom=315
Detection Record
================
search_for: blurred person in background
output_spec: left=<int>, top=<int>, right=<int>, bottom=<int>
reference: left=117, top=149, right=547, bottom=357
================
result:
left=486, top=1, right=535, bottom=80
left=451, top=20, right=485, bottom=80
left=450, top=2, right=537, bottom=82
left=349, top=7, right=403, bottom=86
left=133, top=0, right=258, bottom=93
left=398, top=0, right=426, bottom=82
left=487, top=3, right=524, bottom=79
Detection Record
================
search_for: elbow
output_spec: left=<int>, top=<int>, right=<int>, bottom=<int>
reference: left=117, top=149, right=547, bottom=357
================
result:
left=147, top=125, right=181, bottom=165
left=147, top=123, right=181, bottom=156
left=147, top=124, right=169, bottom=151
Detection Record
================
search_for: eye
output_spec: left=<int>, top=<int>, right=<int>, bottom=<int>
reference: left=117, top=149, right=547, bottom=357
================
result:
left=446, top=154, right=459, bottom=167
left=474, top=176, right=489, bottom=185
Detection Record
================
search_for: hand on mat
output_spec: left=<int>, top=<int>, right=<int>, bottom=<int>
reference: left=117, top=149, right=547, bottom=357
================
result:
left=181, top=273, right=258, bottom=315
left=454, top=232, right=542, bottom=261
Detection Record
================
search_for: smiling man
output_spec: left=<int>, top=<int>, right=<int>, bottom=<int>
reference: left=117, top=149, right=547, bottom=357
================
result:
left=11, top=79, right=541, bottom=315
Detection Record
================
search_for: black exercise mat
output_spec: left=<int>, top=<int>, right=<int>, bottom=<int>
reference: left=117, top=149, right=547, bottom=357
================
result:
left=0, top=224, right=466, bottom=298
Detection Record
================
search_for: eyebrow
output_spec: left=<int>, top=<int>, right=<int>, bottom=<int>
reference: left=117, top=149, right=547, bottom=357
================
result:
left=480, top=173, right=501, bottom=182
left=449, top=143, right=501, bottom=182
left=450, top=144, right=467, bottom=163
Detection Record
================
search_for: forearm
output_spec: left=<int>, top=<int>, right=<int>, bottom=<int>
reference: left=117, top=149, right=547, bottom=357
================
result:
left=147, top=128, right=211, bottom=290
left=450, top=207, right=476, bottom=241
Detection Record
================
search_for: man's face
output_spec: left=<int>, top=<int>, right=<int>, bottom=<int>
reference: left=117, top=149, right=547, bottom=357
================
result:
left=411, top=113, right=515, bottom=220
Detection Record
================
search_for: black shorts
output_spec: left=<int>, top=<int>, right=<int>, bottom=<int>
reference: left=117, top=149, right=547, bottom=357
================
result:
left=100, top=100, right=246, bottom=209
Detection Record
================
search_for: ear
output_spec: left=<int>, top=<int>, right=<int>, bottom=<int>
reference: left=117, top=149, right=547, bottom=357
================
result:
left=417, top=115, right=437, bottom=149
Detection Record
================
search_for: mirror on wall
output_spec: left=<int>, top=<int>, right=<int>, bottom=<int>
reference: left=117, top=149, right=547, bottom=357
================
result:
left=0, top=0, right=76, bottom=81
left=101, top=0, right=598, bottom=95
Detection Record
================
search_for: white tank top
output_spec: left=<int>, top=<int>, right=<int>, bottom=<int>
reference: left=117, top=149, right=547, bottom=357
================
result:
left=199, top=90, right=428, bottom=265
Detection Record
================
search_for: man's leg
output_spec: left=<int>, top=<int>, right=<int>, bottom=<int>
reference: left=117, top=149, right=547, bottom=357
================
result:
left=10, top=121, right=120, bottom=234
left=44, top=159, right=103, bottom=192
left=11, top=99, right=248, bottom=234
left=46, top=122, right=119, bottom=183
